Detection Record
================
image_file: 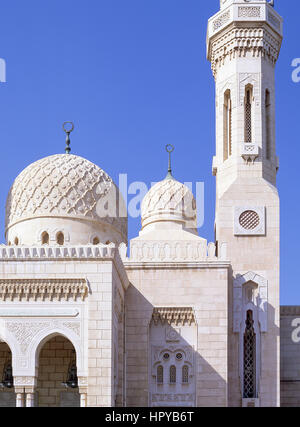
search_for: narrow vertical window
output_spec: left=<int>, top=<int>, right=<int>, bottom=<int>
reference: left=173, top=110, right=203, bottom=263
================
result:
left=93, top=237, right=100, bottom=245
left=245, top=86, right=253, bottom=143
left=243, top=310, right=256, bottom=398
left=56, top=232, right=64, bottom=246
left=182, top=365, right=189, bottom=384
left=266, top=90, right=271, bottom=160
left=223, top=90, right=232, bottom=161
left=41, top=232, right=49, bottom=245
left=170, top=366, right=176, bottom=384
left=157, top=366, right=163, bottom=384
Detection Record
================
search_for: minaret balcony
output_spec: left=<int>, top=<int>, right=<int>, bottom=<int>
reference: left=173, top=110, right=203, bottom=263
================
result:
left=241, top=142, right=259, bottom=163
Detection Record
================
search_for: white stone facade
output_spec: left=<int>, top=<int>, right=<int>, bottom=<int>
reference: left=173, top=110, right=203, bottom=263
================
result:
left=0, top=1, right=293, bottom=408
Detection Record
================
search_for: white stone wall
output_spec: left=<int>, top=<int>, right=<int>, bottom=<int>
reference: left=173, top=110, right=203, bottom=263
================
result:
left=0, top=245, right=128, bottom=407
left=125, top=264, right=229, bottom=407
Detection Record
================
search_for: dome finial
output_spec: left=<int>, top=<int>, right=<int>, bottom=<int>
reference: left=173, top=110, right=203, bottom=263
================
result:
left=165, top=144, right=175, bottom=180
left=63, top=122, right=75, bottom=154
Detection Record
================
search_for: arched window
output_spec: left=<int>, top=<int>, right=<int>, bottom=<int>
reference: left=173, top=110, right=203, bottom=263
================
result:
left=41, top=232, right=49, bottom=245
left=265, top=89, right=271, bottom=160
left=169, top=365, right=176, bottom=384
left=93, top=237, right=100, bottom=245
left=14, top=237, right=19, bottom=246
left=243, top=310, right=256, bottom=398
left=56, top=232, right=64, bottom=246
left=182, top=365, right=189, bottom=384
left=223, top=89, right=232, bottom=161
left=157, top=365, right=163, bottom=384
left=245, top=86, right=253, bottom=143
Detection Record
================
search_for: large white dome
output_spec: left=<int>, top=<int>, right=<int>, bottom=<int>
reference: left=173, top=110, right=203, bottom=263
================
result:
left=5, top=154, right=127, bottom=246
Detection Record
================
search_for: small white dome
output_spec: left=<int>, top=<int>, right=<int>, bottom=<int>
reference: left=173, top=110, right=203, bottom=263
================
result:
left=5, top=154, right=127, bottom=246
left=141, top=176, right=197, bottom=232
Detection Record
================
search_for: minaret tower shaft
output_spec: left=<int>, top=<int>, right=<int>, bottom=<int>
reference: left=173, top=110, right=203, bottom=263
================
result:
left=207, top=0, right=283, bottom=407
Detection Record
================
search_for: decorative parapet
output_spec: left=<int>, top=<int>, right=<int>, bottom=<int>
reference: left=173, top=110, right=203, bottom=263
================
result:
left=0, top=243, right=130, bottom=292
left=0, top=244, right=116, bottom=260
left=0, top=278, right=88, bottom=302
left=152, top=307, right=196, bottom=326
left=207, top=3, right=283, bottom=78
left=241, top=142, right=259, bottom=163
left=125, top=240, right=228, bottom=263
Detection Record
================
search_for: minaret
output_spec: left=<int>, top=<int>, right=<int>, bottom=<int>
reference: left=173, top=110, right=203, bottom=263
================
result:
left=207, top=1, right=283, bottom=407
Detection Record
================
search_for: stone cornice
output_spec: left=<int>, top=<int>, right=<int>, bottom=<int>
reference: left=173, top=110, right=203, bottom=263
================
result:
left=124, top=261, right=231, bottom=270
left=152, top=307, right=196, bottom=326
left=0, top=278, right=88, bottom=302
left=280, top=306, right=300, bottom=316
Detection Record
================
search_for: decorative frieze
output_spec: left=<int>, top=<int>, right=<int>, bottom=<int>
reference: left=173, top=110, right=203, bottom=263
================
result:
left=268, top=11, right=281, bottom=31
left=238, top=7, right=261, bottom=18
left=152, top=307, right=195, bottom=326
left=213, top=10, right=230, bottom=32
left=0, top=278, right=88, bottom=302
left=5, top=319, right=81, bottom=355
left=241, top=143, right=259, bottom=163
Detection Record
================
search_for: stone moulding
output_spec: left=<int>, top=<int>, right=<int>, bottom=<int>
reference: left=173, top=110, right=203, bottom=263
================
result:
left=233, top=271, right=268, bottom=333
left=0, top=308, right=79, bottom=317
left=280, top=306, right=300, bottom=316
left=152, top=307, right=196, bottom=326
left=0, top=278, right=88, bottom=302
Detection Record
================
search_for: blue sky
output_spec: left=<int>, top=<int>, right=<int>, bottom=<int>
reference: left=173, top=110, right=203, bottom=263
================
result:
left=0, top=0, right=298, bottom=304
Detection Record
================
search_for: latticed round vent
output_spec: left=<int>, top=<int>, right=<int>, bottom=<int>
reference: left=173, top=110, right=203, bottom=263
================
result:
left=239, top=210, right=260, bottom=230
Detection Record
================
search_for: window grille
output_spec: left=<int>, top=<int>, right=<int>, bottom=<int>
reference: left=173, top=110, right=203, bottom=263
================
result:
left=182, top=365, right=189, bottom=384
left=245, top=88, right=252, bottom=143
left=170, top=366, right=176, bottom=384
left=224, top=90, right=232, bottom=161
left=266, top=90, right=271, bottom=160
left=157, top=366, right=163, bottom=384
left=243, top=310, right=256, bottom=398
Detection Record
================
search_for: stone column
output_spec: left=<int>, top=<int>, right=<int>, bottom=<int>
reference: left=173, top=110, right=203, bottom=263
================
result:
left=15, top=387, right=25, bottom=407
left=14, top=377, right=37, bottom=407
left=78, top=377, right=88, bottom=407
left=25, top=387, right=35, bottom=407
left=80, top=389, right=87, bottom=407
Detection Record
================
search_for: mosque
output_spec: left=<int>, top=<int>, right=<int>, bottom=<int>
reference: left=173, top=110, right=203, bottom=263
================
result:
left=0, top=0, right=297, bottom=407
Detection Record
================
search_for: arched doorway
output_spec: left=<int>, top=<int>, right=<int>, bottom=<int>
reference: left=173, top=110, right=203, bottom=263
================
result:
left=0, top=340, right=15, bottom=407
left=36, top=335, right=80, bottom=407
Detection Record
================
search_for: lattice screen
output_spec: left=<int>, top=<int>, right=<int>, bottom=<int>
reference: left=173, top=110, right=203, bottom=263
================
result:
left=243, top=310, right=256, bottom=399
